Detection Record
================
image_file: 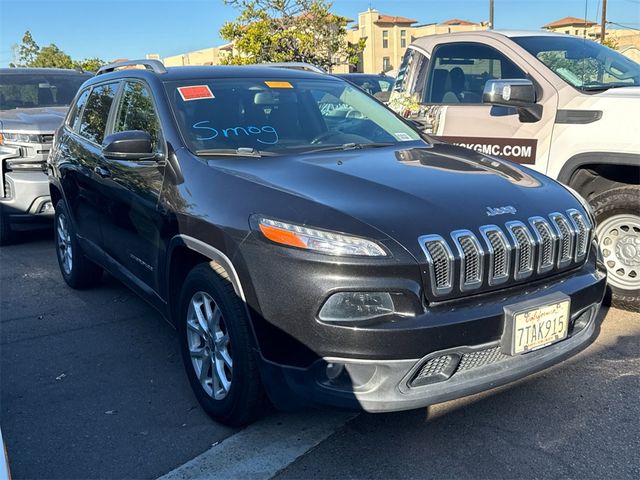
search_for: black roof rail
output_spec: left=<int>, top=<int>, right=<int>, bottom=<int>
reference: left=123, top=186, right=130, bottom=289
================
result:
left=96, top=59, right=167, bottom=76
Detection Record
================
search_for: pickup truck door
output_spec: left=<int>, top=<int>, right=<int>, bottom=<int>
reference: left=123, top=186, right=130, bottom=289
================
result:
left=399, top=40, right=557, bottom=174
left=97, top=80, right=166, bottom=294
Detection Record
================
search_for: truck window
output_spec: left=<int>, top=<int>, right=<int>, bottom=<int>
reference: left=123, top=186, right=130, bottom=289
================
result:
left=425, top=42, right=526, bottom=104
left=78, top=82, right=119, bottom=145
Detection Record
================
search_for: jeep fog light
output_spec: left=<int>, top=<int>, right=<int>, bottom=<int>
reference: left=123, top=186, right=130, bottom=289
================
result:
left=40, top=201, right=54, bottom=214
left=319, top=292, right=394, bottom=322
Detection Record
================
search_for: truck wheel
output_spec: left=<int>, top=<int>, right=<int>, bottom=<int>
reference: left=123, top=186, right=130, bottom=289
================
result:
left=592, top=186, right=640, bottom=312
left=54, top=200, right=102, bottom=289
left=178, top=263, right=266, bottom=426
left=0, top=210, right=13, bottom=246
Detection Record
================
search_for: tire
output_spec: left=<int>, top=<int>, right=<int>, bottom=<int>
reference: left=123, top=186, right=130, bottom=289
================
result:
left=178, top=263, right=266, bottom=426
left=54, top=199, right=102, bottom=289
left=0, top=209, right=13, bottom=246
left=591, top=186, right=640, bottom=312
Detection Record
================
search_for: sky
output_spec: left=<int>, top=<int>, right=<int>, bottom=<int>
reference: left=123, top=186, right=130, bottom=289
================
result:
left=1, top=0, right=639, bottom=67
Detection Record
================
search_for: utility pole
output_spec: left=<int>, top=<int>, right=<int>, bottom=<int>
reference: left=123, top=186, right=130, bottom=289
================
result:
left=600, top=0, right=607, bottom=43
left=489, top=0, right=494, bottom=29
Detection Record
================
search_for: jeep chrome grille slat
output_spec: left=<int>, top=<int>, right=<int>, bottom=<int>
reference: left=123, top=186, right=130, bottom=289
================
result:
left=419, top=235, right=454, bottom=296
left=419, top=210, right=592, bottom=298
left=451, top=230, right=483, bottom=291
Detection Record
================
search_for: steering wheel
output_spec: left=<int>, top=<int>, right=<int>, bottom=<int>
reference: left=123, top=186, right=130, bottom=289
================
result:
left=310, top=130, right=344, bottom=145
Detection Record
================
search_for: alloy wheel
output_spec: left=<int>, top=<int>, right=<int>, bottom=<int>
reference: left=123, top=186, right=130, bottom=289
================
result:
left=57, top=213, right=73, bottom=275
left=186, top=291, right=233, bottom=400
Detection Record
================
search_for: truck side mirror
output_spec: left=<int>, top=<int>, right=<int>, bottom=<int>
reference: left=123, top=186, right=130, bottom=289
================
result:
left=102, top=130, right=155, bottom=161
left=482, top=79, right=542, bottom=123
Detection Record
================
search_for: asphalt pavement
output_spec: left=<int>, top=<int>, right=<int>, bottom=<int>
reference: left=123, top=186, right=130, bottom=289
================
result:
left=1, top=228, right=639, bottom=480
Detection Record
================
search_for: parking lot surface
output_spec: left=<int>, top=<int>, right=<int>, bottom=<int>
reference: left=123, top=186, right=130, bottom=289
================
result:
left=1, top=230, right=639, bottom=479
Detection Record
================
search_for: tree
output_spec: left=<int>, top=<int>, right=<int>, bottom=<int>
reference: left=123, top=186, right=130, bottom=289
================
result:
left=30, top=44, right=73, bottom=69
left=10, top=30, right=39, bottom=67
left=74, top=57, right=106, bottom=72
left=220, top=0, right=365, bottom=71
left=10, top=31, right=105, bottom=70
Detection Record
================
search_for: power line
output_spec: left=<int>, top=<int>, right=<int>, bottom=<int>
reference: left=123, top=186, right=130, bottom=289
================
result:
left=607, top=20, right=640, bottom=31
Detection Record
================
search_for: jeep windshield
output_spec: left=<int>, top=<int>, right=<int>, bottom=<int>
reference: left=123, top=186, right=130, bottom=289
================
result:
left=513, top=35, right=640, bottom=91
left=166, top=77, right=423, bottom=155
left=0, top=72, right=90, bottom=110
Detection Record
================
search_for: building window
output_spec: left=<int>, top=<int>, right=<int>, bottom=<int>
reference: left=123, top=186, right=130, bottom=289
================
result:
left=400, top=30, right=407, bottom=48
left=382, top=30, right=389, bottom=48
left=383, top=57, right=391, bottom=72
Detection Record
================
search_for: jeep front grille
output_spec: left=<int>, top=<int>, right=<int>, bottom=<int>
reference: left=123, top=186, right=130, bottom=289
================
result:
left=419, top=210, right=592, bottom=298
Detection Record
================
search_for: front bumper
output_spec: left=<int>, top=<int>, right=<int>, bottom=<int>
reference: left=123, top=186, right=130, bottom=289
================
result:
left=245, top=241, right=607, bottom=412
left=261, top=300, right=603, bottom=412
left=0, top=171, right=52, bottom=221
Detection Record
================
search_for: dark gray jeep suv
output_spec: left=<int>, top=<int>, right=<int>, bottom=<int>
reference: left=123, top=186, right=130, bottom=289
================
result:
left=49, top=60, right=607, bottom=425
left=0, top=67, right=91, bottom=243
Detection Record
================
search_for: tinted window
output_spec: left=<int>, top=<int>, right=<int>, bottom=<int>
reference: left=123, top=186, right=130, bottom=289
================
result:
left=425, top=43, right=526, bottom=104
left=115, top=82, right=161, bottom=151
left=513, top=36, right=640, bottom=90
left=0, top=72, right=90, bottom=110
left=394, top=49, right=415, bottom=92
left=67, top=88, right=90, bottom=131
left=79, top=82, right=119, bottom=144
left=166, top=78, right=421, bottom=154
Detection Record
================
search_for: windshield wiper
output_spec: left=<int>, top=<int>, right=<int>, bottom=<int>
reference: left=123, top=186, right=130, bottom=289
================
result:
left=580, top=83, right=634, bottom=92
left=301, top=142, right=395, bottom=155
left=195, top=147, right=278, bottom=157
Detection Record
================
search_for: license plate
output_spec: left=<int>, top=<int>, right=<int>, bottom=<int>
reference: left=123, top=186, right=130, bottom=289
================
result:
left=509, top=299, right=570, bottom=355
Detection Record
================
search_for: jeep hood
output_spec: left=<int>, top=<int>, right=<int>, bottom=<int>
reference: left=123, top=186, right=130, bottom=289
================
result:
left=216, top=142, right=583, bottom=260
left=0, top=106, right=68, bottom=133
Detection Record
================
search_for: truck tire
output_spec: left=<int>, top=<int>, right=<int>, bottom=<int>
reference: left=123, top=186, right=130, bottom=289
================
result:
left=178, top=263, right=266, bottom=426
left=0, top=209, right=13, bottom=246
left=591, top=186, right=640, bottom=312
left=54, top=200, right=103, bottom=289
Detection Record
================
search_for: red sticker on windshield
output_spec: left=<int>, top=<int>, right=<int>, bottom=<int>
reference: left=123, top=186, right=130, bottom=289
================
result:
left=177, top=85, right=215, bottom=101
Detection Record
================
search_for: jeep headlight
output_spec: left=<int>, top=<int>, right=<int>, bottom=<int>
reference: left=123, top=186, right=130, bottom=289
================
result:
left=254, top=216, right=387, bottom=257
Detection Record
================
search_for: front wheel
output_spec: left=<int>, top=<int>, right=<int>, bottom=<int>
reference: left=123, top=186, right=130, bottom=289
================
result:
left=178, top=263, right=266, bottom=426
left=592, top=186, right=640, bottom=312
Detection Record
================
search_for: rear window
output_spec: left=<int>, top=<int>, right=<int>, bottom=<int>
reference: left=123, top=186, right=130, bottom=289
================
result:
left=0, top=72, right=91, bottom=110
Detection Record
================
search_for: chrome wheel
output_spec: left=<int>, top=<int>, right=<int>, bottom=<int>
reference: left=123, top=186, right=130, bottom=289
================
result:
left=596, top=214, right=640, bottom=291
left=186, top=291, right=233, bottom=400
left=56, top=213, right=73, bottom=275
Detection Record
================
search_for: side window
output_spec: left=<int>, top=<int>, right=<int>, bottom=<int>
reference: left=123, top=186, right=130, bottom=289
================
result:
left=114, top=81, right=161, bottom=151
left=78, top=82, right=119, bottom=144
left=67, top=88, right=90, bottom=131
left=425, top=43, right=527, bottom=104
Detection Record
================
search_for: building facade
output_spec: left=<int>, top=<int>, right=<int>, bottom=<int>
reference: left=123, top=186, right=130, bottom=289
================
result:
left=542, top=16, right=640, bottom=61
left=148, top=8, right=486, bottom=73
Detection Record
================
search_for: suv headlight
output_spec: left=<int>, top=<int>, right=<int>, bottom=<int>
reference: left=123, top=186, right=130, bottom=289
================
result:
left=0, top=132, right=43, bottom=144
left=254, top=216, right=388, bottom=257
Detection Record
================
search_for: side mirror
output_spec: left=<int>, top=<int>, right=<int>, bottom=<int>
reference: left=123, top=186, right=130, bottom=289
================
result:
left=482, top=79, right=542, bottom=123
left=102, top=130, right=154, bottom=160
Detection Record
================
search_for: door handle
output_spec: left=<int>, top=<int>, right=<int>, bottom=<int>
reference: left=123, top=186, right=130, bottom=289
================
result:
left=94, top=166, right=111, bottom=178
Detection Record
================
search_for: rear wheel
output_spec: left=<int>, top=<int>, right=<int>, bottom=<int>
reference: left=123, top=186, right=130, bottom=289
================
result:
left=54, top=200, right=102, bottom=289
left=592, top=186, right=640, bottom=312
left=178, top=263, right=266, bottom=426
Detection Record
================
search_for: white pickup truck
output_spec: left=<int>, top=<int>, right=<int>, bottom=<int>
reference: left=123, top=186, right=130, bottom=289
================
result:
left=389, top=30, right=640, bottom=311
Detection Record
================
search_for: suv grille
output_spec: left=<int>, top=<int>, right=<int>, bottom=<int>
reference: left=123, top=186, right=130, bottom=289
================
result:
left=419, top=210, right=592, bottom=298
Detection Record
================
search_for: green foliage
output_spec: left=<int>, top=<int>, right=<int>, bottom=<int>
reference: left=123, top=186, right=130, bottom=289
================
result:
left=10, top=31, right=105, bottom=70
left=73, top=57, right=106, bottom=72
left=220, top=0, right=364, bottom=70
left=601, top=36, right=619, bottom=50
left=30, top=44, right=73, bottom=69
